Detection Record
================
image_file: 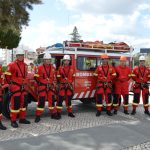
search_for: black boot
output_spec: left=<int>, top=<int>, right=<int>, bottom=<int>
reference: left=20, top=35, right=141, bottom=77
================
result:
left=51, top=113, right=59, bottom=120
left=0, top=121, right=7, bottom=130
left=96, top=110, right=101, bottom=117
left=35, top=116, right=41, bottom=123
left=124, top=110, right=129, bottom=115
left=131, top=109, right=136, bottom=115
left=11, top=121, right=18, bottom=128
left=144, top=110, right=150, bottom=116
left=57, top=113, right=61, bottom=119
left=106, top=111, right=113, bottom=116
left=68, top=112, right=75, bottom=118
left=19, top=119, right=31, bottom=124
left=114, top=110, right=117, bottom=115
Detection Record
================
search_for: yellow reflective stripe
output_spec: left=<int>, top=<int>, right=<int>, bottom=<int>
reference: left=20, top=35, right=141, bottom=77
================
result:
left=49, top=107, right=54, bottom=110
left=144, top=104, right=149, bottom=107
left=34, top=74, right=39, bottom=77
left=10, top=109, right=20, bottom=113
left=57, top=75, right=61, bottom=77
left=37, top=107, right=44, bottom=111
left=132, top=103, right=138, bottom=106
left=20, top=108, right=26, bottom=111
left=5, top=72, right=11, bottom=75
left=130, top=74, right=136, bottom=77
left=96, top=104, right=103, bottom=107
left=113, top=104, right=119, bottom=106
left=112, top=73, right=117, bottom=76
left=107, top=103, right=112, bottom=106
left=93, top=73, right=98, bottom=76
left=128, top=74, right=132, bottom=77
left=123, top=104, right=128, bottom=107
left=56, top=106, right=63, bottom=109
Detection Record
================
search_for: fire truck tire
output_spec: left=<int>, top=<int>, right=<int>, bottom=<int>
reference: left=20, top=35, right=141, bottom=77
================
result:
left=2, top=91, right=11, bottom=119
left=80, top=98, right=93, bottom=104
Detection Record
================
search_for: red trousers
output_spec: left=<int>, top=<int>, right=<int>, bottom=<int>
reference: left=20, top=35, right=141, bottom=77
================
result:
left=56, top=84, right=73, bottom=113
left=132, top=84, right=149, bottom=110
left=113, top=81, right=129, bottom=111
left=96, top=84, right=112, bottom=111
left=0, top=89, right=3, bottom=121
left=10, top=84, right=27, bottom=121
left=36, top=85, right=56, bottom=116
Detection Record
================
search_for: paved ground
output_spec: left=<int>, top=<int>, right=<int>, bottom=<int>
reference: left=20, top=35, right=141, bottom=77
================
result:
left=0, top=99, right=150, bottom=150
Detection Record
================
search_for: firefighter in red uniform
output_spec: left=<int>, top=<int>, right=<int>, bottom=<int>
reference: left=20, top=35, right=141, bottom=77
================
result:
left=113, top=56, right=132, bottom=115
left=56, top=55, right=75, bottom=119
left=5, top=49, right=30, bottom=128
left=0, top=64, right=7, bottom=130
left=131, top=56, right=150, bottom=115
left=34, top=52, right=58, bottom=123
left=94, top=54, right=116, bottom=116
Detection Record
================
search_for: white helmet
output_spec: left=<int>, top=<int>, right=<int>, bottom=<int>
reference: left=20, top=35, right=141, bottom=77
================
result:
left=43, top=52, right=52, bottom=59
left=63, top=55, right=71, bottom=60
left=139, top=56, right=146, bottom=61
left=16, top=49, right=24, bottom=55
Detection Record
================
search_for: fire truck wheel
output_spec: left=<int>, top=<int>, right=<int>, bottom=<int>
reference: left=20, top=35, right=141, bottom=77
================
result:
left=80, top=98, right=92, bottom=104
left=2, top=91, right=11, bottom=119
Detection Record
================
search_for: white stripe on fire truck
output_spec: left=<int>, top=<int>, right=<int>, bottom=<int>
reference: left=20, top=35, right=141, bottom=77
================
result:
left=78, top=92, right=84, bottom=98
left=84, top=91, right=90, bottom=98
left=90, top=90, right=96, bottom=97
left=72, top=93, right=78, bottom=99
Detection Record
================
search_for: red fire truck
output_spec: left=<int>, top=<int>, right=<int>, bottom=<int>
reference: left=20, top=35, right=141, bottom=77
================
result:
left=2, top=40, right=133, bottom=118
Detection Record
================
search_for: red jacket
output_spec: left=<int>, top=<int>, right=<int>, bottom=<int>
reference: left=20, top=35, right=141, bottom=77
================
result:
left=115, top=65, right=131, bottom=82
left=94, top=65, right=116, bottom=82
left=132, top=66, right=150, bottom=83
left=5, top=60, right=28, bottom=85
left=57, top=66, right=75, bottom=83
left=34, top=64, right=56, bottom=85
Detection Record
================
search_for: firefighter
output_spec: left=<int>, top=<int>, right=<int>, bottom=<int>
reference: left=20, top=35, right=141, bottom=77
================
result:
left=0, top=64, right=7, bottom=130
left=113, top=56, right=132, bottom=115
left=56, top=54, right=75, bottom=119
left=34, top=52, right=58, bottom=123
left=131, top=55, right=150, bottom=115
left=5, top=49, right=30, bottom=128
left=94, top=54, right=116, bottom=116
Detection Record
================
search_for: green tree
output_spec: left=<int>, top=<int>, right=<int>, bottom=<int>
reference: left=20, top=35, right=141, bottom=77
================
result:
left=0, top=0, right=42, bottom=49
left=70, top=26, right=81, bottom=42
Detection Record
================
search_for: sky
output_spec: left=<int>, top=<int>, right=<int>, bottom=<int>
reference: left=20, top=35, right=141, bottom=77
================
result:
left=20, top=0, right=150, bottom=53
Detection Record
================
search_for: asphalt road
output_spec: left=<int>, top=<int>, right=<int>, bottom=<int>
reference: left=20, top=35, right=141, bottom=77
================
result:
left=0, top=100, right=150, bottom=150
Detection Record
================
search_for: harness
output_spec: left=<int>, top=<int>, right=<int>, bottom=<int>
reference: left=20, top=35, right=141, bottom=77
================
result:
left=38, top=65, right=56, bottom=94
left=96, top=65, right=112, bottom=90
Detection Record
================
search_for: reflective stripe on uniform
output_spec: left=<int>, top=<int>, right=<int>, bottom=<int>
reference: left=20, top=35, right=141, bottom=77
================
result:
left=123, top=104, right=128, bottom=107
left=112, top=73, right=117, bottom=76
left=130, top=74, right=136, bottom=77
left=96, top=104, right=103, bottom=107
left=56, top=106, right=63, bottom=109
left=10, top=109, right=20, bottom=113
left=36, top=107, right=44, bottom=111
left=49, top=107, right=54, bottom=110
left=57, top=75, right=61, bottom=77
left=34, top=74, right=39, bottom=77
left=107, top=103, right=112, bottom=106
left=93, top=73, right=98, bottom=76
left=132, top=103, right=138, bottom=106
left=20, top=108, right=26, bottom=111
left=144, top=104, right=149, bottom=107
left=113, top=104, right=119, bottom=106
left=5, top=72, right=12, bottom=75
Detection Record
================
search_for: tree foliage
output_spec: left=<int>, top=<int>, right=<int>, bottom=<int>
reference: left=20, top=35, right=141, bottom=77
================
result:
left=0, top=0, right=42, bottom=49
left=70, top=26, right=81, bottom=42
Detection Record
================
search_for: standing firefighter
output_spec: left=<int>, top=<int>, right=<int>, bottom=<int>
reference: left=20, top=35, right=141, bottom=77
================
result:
left=94, top=54, right=116, bottom=116
left=56, top=55, right=75, bottom=119
left=113, top=56, right=132, bottom=115
left=0, top=64, right=7, bottom=130
left=34, top=52, right=58, bottom=123
left=5, top=49, right=30, bottom=128
left=131, top=56, right=150, bottom=115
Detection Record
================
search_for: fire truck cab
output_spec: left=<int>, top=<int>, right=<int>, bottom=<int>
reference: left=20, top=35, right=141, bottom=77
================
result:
left=38, top=41, right=133, bottom=104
